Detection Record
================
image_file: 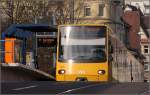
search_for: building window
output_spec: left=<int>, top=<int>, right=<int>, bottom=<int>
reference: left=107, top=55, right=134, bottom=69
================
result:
left=99, top=4, right=104, bottom=16
left=144, top=56, right=149, bottom=62
left=144, top=45, right=149, bottom=54
left=144, top=63, right=149, bottom=71
left=84, top=7, right=91, bottom=16
left=145, top=6, right=150, bottom=15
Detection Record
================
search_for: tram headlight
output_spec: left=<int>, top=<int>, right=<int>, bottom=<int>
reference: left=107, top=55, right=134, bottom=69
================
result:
left=58, top=69, right=65, bottom=74
left=98, top=70, right=105, bottom=75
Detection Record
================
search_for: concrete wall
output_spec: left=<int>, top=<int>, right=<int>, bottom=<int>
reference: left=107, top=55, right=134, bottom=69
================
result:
left=111, top=35, right=144, bottom=82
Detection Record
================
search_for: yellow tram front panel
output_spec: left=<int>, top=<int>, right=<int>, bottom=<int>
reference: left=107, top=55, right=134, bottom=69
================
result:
left=56, top=62, right=109, bottom=81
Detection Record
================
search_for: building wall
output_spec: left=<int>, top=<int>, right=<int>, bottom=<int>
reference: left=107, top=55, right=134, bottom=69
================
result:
left=140, top=32, right=150, bottom=82
left=122, top=11, right=141, bottom=52
left=73, top=0, right=123, bottom=24
left=111, top=35, right=144, bottom=82
left=140, top=16, right=150, bottom=81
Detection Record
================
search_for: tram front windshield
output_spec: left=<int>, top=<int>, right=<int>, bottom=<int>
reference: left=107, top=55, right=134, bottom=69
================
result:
left=59, top=26, right=107, bottom=63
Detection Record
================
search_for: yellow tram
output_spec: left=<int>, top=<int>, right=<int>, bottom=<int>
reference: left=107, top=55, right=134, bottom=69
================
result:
left=56, top=24, right=113, bottom=81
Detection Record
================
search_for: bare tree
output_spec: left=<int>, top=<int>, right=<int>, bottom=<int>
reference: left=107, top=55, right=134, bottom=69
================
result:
left=0, top=0, right=84, bottom=25
left=54, top=0, right=84, bottom=25
left=0, top=0, right=50, bottom=24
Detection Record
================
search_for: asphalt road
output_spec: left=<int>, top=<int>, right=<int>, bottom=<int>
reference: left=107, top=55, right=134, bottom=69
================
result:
left=1, top=81, right=149, bottom=95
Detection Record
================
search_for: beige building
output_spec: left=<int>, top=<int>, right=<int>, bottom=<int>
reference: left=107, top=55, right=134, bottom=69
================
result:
left=71, top=0, right=124, bottom=24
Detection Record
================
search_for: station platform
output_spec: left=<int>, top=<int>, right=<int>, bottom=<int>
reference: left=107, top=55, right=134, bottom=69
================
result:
left=0, top=63, right=55, bottom=82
